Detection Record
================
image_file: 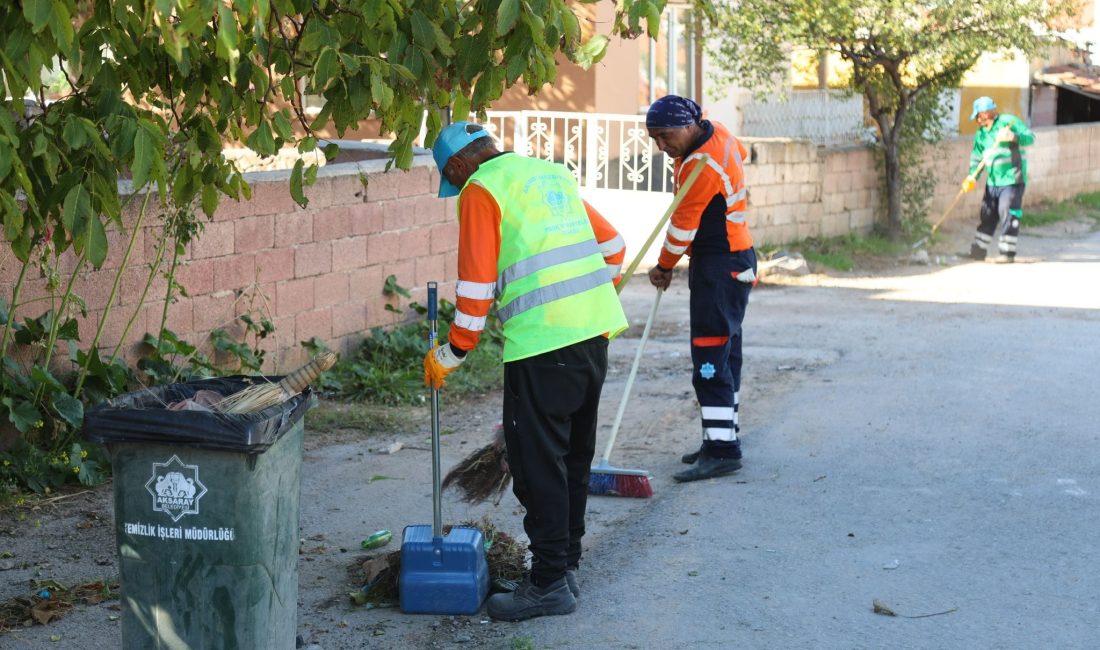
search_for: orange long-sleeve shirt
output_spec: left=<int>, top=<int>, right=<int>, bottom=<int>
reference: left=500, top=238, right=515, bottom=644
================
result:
left=448, top=183, right=625, bottom=354
left=657, top=121, right=752, bottom=270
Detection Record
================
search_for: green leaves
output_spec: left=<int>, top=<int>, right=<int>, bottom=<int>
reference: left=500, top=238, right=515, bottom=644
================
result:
left=131, top=125, right=155, bottom=189
left=573, top=36, right=610, bottom=70
left=246, top=119, right=277, bottom=157
left=290, top=158, right=307, bottom=208
left=497, top=0, right=522, bottom=35
left=22, top=0, right=53, bottom=33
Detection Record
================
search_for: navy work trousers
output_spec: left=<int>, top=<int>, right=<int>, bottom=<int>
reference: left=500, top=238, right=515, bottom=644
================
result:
left=688, top=249, right=756, bottom=458
left=974, top=183, right=1025, bottom=256
left=502, top=336, right=608, bottom=587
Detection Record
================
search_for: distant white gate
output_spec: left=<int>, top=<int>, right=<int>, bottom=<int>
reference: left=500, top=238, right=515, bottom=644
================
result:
left=482, top=110, right=676, bottom=193
left=481, top=110, right=678, bottom=268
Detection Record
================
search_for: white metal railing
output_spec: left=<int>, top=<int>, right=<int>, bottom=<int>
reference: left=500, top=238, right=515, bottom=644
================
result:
left=482, top=110, right=676, bottom=193
left=741, top=90, right=867, bottom=145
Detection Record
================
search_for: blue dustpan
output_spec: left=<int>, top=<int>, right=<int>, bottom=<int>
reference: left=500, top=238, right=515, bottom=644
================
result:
left=399, top=282, right=489, bottom=614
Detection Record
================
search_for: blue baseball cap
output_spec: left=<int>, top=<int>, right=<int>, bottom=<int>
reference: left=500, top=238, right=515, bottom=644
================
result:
left=432, top=122, right=492, bottom=197
left=970, top=96, right=997, bottom=121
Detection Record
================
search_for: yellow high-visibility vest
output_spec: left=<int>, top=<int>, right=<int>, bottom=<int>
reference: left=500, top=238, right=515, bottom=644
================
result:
left=464, top=154, right=627, bottom=362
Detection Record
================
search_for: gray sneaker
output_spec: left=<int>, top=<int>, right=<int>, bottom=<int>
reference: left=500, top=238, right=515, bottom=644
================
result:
left=487, top=576, right=576, bottom=621
left=565, top=568, right=579, bottom=598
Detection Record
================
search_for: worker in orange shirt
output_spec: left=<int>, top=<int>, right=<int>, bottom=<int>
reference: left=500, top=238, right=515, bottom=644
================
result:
left=645, top=95, right=756, bottom=483
left=424, top=122, right=628, bottom=621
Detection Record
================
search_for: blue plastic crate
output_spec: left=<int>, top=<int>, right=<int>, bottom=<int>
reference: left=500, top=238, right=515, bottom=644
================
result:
left=399, top=525, right=489, bottom=615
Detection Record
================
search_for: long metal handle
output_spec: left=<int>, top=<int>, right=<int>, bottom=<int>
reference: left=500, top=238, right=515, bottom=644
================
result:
left=599, top=288, right=663, bottom=463
left=427, top=281, right=442, bottom=538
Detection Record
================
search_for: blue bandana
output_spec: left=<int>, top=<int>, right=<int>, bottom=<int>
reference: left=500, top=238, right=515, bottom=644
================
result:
left=646, top=95, right=702, bottom=128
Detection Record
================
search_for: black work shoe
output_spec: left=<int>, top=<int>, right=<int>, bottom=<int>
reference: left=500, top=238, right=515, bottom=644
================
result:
left=681, top=445, right=704, bottom=465
left=968, top=244, right=987, bottom=261
left=673, top=453, right=742, bottom=483
left=565, top=568, right=579, bottom=598
left=487, top=576, right=576, bottom=621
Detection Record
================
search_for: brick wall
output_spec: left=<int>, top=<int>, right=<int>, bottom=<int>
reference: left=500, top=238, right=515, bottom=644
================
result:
left=1, top=151, right=458, bottom=374
left=6, top=123, right=1098, bottom=374
left=743, top=121, right=1100, bottom=246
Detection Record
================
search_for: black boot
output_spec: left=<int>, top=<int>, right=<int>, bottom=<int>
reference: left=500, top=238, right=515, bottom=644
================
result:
left=487, top=576, right=576, bottom=621
left=673, top=450, right=742, bottom=483
left=681, top=444, right=704, bottom=465
left=968, top=244, right=987, bottom=261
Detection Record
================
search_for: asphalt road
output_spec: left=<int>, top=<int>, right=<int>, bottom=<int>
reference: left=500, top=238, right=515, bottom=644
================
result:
left=4, top=221, right=1098, bottom=649
left=506, top=225, right=1100, bottom=649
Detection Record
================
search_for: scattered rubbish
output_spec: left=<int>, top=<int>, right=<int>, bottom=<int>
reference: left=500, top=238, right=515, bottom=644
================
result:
left=906, top=249, right=930, bottom=265
left=1, top=578, right=119, bottom=630
left=872, top=599, right=958, bottom=618
left=882, top=559, right=900, bottom=570
left=360, top=530, right=393, bottom=551
left=379, top=442, right=404, bottom=455
left=165, top=389, right=224, bottom=412
left=760, top=251, right=810, bottom=277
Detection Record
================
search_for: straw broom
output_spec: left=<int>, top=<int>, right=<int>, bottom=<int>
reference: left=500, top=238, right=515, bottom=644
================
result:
left=213, top=351, right=337, bottom=414
left=441, top=156, right=711, bottom=503
left=441, top=424, right=511, bottom=505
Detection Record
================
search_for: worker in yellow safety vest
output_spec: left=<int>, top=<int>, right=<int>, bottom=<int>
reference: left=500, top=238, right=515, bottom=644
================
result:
left=425, top=121, right=628, bottom=621
left=645, top=95, right=757, bottom=483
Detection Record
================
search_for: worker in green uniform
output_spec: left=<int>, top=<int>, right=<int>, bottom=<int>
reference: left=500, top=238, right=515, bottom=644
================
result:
left=960, top=96, right=1035, bottom=263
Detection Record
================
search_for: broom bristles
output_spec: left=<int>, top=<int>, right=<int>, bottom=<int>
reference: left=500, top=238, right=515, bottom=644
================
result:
left=442, top=442, right=511, bottom=504
left=589, top=460, right=653, bottom=498
left=213, top=351, right=338, bottom=414
left=589, top=471, right=654, bottom=498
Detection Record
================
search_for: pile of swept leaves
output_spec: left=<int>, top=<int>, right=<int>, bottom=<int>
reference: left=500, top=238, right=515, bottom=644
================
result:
left=348, top=517, right=526, bottom=607
left=0, top=577, right=119, bottom=631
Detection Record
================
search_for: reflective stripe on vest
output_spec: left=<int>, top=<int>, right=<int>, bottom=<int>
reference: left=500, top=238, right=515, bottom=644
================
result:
left=497, top=267, right=612, bottom=323
left=464, top=154, right=628, bottom=361
left=498, top=239, right=602, bottom=292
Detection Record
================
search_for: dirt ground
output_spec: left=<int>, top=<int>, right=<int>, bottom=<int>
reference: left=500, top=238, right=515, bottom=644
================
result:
left=0, top=214, right=1094, bottom=649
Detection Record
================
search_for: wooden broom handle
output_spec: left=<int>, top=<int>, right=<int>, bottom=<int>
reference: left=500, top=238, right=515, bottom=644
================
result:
left=616, top=154, right=710, bottom=295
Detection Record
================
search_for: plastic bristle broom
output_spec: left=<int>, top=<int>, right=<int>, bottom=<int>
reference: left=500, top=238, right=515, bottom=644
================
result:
left=589, top=289, right=663, bottom=498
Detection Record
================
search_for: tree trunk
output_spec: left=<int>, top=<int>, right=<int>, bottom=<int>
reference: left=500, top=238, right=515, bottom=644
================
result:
left=883, top=138, right=902, bottom=239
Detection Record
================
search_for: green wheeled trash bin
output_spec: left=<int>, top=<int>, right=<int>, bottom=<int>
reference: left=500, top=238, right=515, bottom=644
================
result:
left=83, top=376, right=313, bottom=650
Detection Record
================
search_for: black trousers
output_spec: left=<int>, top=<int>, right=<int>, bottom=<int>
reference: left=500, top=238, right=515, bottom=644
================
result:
left=502, top=336, right=608, bottom=587
left=973, top=183, right=1024, bottom=256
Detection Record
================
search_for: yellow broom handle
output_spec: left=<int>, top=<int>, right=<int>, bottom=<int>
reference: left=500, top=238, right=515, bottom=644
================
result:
left=616, top=154, right=710, bottom=295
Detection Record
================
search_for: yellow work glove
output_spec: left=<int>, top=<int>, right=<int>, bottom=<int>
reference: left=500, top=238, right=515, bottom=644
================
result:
left=996, top=127, right=1016, bottom=143
left=961, top=176, right=976, bottom=193
left=423, top=343, right=465, bottom=389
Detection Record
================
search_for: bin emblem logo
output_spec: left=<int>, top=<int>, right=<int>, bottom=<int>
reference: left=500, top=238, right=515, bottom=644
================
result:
left=145, top=455, right=208, bottom=522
